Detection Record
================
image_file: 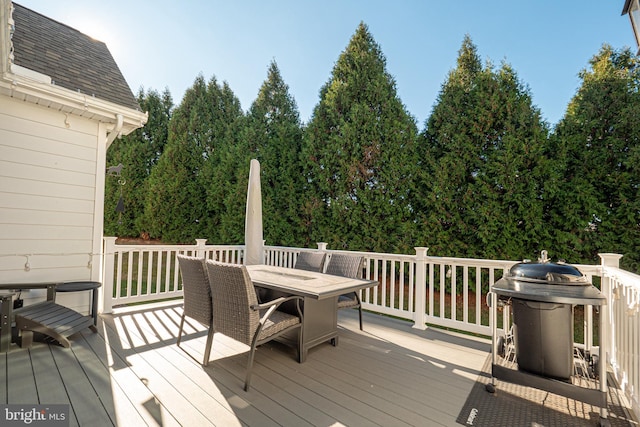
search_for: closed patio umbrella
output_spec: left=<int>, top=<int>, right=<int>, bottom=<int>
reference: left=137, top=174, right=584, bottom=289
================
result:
left=244, top=159, right=263, bottom=265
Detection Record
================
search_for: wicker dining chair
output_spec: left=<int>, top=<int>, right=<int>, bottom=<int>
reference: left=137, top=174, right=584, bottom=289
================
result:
left=325, top=253, right=365, bottom=331
left=176, top=254, right=215, bottom=365
left=205, top=260, right=304, bottom=391
left=294, top=251, right=327, bottom=273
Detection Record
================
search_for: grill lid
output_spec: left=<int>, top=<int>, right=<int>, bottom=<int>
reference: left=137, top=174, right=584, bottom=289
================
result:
left=507, top=251, right=589, bottom=286
left=491, top=251, right=605, bottom=304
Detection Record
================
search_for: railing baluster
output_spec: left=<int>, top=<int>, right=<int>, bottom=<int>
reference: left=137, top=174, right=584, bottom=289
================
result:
left=429, top=261, right=435, bottom=318
left=399, top=260, right=405, bottom=312
left=440, top=263, right=446, bottom=321
left=115, top=251, right=123, bottom=300
left=463, top=266, right=469, bottom=324
left=126, top=251, right=134, bottom=298
left=382, top=259, right=388, bottom=309
left=475, top=267, right=482, bottom=326
left=408, top=259, right=414, bottom=315
left=164, top=249, right=172, bottom=292
left=102, top=239, right=639, bottom=418
left=373, top=258, right=380, bottom=306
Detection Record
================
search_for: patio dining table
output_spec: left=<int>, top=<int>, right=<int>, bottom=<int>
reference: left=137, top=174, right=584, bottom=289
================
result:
left=245, top=264, right=377, bottom=362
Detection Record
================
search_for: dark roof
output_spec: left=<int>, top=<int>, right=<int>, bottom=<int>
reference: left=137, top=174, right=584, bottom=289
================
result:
left=11, top=3, right=140, bottom=111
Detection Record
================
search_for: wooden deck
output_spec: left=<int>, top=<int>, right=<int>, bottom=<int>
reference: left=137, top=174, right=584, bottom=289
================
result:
left=0, top=301, right=636, bottom=426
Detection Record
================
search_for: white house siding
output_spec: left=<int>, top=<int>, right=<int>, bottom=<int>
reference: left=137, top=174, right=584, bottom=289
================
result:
left=0, top=96, right=103, bottom=312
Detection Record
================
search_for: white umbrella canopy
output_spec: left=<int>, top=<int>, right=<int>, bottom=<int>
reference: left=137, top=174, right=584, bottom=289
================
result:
left=244, top=159, right=264, bottom=265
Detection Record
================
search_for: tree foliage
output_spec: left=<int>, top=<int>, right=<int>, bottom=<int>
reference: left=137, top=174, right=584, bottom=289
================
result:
left=238, top=61, right=306, bottom=247
left=416, top=35, right=550, bottom=260
left=102, top=26, right=640, bottom=274
left=144, top=76, right=243, bottom=243
left=302, top=22, right=418, bottom=253
left=550, top=45, right=640, bottom=269
left=104, top=88, right=173, bottom=238
left=199, top=80, right=245, bottom=244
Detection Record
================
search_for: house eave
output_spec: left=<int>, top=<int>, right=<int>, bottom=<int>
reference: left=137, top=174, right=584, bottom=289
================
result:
left=0, top=68, right=147, bottom=136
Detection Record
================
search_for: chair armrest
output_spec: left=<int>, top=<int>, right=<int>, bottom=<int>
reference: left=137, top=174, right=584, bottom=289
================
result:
left=250, top=295, right=303, bottom=311
left=251, top=295, right=304, bottom=323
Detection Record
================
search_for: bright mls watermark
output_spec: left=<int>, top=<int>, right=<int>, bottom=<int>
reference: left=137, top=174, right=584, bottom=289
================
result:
left=1, top=405, right=69, bottom=426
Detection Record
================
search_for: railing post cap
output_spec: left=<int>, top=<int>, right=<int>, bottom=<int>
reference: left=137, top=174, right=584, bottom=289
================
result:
left=414, top=247, right=429, bottom=257
left=599, top=253, right=623, bottom=267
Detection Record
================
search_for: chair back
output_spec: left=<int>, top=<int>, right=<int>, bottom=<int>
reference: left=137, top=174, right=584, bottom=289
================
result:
left=294, top=251, right=327, bottom=273
left=205, top=260, right=259, bottom=346
left=177, top=255, right=212, bottom=325
left=325, top=253, right=364, bottom=279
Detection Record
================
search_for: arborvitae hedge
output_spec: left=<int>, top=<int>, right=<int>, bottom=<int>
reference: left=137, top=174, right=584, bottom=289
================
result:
left=105, top=27, right=640, bottom=272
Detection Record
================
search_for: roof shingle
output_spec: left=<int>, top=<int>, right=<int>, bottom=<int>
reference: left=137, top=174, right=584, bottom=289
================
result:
left=11, top=2, right=140, bottom=111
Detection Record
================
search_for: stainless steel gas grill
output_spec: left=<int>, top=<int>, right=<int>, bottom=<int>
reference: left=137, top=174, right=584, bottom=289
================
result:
left=486, top=251, right=610, bottom=426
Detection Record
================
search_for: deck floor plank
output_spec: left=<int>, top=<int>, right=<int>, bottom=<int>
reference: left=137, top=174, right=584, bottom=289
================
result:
left=120, top=307, right=307, bottom=427
left=80, top=322, right=176, bottom=426
left=258, top=328, right=465, bottom=426
left=70, top=331, right=148, bottom=427
left=101, top=315, right=186, bottom=426
left=323, top=326, right=482, bottom=415
left=260, top=349, right=410, bottom=425
left=0, top=300, right=635, bottom=427
left=72, top=329, right=148, bottom=425
left=103, top=314, right=249, bottom=427
left=249, top=341, right=411, bottom=426
left=289, top=335, right=460, bottom=424
left=49, top=343, right=114, bottom=426
left=6, top=349, right=38, bottom=404
left=100, top=314, right=212, bottom=426
left=28, top=345, right=78, bottom=427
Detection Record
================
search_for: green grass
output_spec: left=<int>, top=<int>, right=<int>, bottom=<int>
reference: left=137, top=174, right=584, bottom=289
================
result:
left=110, top=251, right=182, bottom=298
left=372, top=279, right=597, bottom=344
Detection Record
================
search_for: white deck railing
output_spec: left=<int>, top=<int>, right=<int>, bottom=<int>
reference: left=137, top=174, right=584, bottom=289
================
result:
left=102, top=237, right=639, bottom=418
left=598, top=254, right=640, bottom=418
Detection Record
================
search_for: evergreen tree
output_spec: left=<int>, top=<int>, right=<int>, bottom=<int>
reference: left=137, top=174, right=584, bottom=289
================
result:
left=230, top=61, right=306, bottom=247
left=200, top=81, right=245, bottom=244
left=302, top=22, right=418, bottom=253
left=550, top=45, right=640, bottom=270
left=145, top=76, right=243, bottom=243
left=416, top=35, right=550, bottom=260
left=104, top=88, right=173, bottom=238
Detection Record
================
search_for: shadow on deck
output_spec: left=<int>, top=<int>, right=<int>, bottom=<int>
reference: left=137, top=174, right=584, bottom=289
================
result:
left=0, top=301, right=636, bottom=426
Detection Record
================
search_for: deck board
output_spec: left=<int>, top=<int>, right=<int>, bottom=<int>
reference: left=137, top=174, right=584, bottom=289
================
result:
left=80, top=323, right=170, bottom=426
left=100, top=314, right=200, bottom=426
left=6, top=349, right=38, bottom=403
left=50, top=343, right=114, bottom=426
left=0, top=300, right=635, bottom=426
left=29, top=345, right=78, bottom=427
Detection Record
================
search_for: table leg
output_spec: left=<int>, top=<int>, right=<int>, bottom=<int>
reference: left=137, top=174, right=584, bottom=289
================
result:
left=0, top=294, right=14, bottom=353
left=300, top=296, right=338, bottom=360
left=91, top=287, right=98, bottom=327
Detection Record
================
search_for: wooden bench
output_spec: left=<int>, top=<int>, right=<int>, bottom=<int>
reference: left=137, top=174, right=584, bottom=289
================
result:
left=0, top=282, right=98, bottom=350
left=14, top=301, right=97, bottom=348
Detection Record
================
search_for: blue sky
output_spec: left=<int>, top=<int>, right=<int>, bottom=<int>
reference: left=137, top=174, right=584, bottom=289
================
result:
left=16, top=1, right=635, bottom=127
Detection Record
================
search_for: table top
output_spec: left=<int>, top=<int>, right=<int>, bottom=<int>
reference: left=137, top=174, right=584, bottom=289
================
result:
left=0, top=282, right=101, bottom=291
left=246, top=264, right=377, bottom=299
left=0, top=282, right=57, bottom=290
